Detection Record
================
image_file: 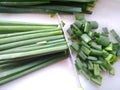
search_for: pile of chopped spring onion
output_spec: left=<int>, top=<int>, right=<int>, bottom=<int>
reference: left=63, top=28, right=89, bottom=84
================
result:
left=0, top=21, right=68, bottom=85
left=0, top=0, right=97, bottom=14
left=67, top=15, right=120, bottom=85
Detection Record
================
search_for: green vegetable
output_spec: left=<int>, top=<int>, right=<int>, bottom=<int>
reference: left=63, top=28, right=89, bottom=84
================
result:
left=75, top=14, right=85, bottom=21
left=111, top=29, right=120, bottom=42
left=74, top=20, right=84, bottom=29
left=93, top=64, right=100, bottom=76
left=90, top=48, right=102, bottom=56
left=75, top=58, right=83, bottom=70
left=68, top=15, right=118, bottom=85
left=71, top=42, right=79, bottom=51
left=105, top=43, right=113, bottom=51
left=71, top=24, right=82, bottom=36
left=0, top=0, right=97, bottom=14
left=0, top=25, right=58, bottom=33
left=81, top=46, right=91, bottom=55
left=91, top=76, right=102, bottom=86
left=0, top=21, right=57, bottom=26
left=0, top=52, right=68, bottom=85
left=0, top=28, right=60, bottom=38
left=81, top=34, right=91, bottom=43
left=88, top=56, right=97, bottom=61
left=89, top=21, right=98, bottom=29
left=90, top=41, right=102, bottom=50
left=102, top=27, right=109, bottom=36
left=0, top=41, right=66, bottom=54
left=81, top=41, right=91, bottom=49
left=96, top=35, right=110, bottom=47
left=0, top=35, right=64, bottom=50
left=84, top=22, right=92, bottom=33
left=0, top=44, right=67, bottom=61
left=0, top=30, right=62, bottom=45
left=0, top=1, right=50, bottom=6
left=78, top=50, right=87, bottom=60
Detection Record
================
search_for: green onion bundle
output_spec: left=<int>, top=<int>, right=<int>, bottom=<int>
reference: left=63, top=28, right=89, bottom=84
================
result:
left=0, top=21, right=68, bottom=85
left=67, top=15, right=119, bottom=85
left=0, top=0, right=97, bottom=14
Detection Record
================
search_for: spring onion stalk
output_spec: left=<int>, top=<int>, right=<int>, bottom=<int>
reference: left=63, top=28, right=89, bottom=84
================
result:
left=0, top=5, right=82, bottom=14
left=0, top=28, right=61, bottom=38
left=0, top=2, right=50, bottom=6
left=0, top=21, right=57, bottom=26
left=0, top=41, right=66, bottom=54
left=0, top=58, right=35, bottom=69
left=0, top=56, right=40, bottom=64
left=0, top=0, right=97, bottom=14
left=0, top=52, right=68, bottom=85
left=0, top=25, right=58, bottom=33
left=11, top=39, right=65, bottom=49
left=0, top=35, right=64, bottom=50
left=51, top=0, right=96, bottom=2
left=0, top=30, right=62, bottom=44
left=0, top=52, right=66, bottom=80
left=0, top=44, right=68, bottom=61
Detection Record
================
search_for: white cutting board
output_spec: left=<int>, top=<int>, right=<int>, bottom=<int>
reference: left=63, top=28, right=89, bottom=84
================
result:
left=0, top=0, right=120, bottom=90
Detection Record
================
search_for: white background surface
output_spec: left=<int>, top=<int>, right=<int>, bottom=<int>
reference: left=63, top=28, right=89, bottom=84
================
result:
left=0, top=0, right=120, bottom=90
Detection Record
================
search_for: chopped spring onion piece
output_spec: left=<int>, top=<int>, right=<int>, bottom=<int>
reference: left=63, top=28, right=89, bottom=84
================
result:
left=96, top=35, right=110, bottom=47
left=84, top=22, right=92, bottom=33
left=105, top=43, right=113, bottom=51
left=88, top=56, right=97, bottom=61
left=71, top=24, right=82, bottom=36
left=102, top=27, right=109, bottom=36
left=90, top=41, right=102, bottom=50
left=91, top=76, right=102, bottom=86
left=71, top=42, right=79, bottom=51
left=78, top=50, right=87, bottom=60
left=81, top=41, right=91, bottom=49
left=81, top=34, right=91, bottom=43
left=75, top=14, right=85, bottom=21
left=111, top=29, right=120, bottom=42
left=89, top=21, right=98, bottom=29
left=90, top=48, right=103, bottom=56
left=81, top=46, right=91, bottom=55
left=93, top=64, right=100, bottom=76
